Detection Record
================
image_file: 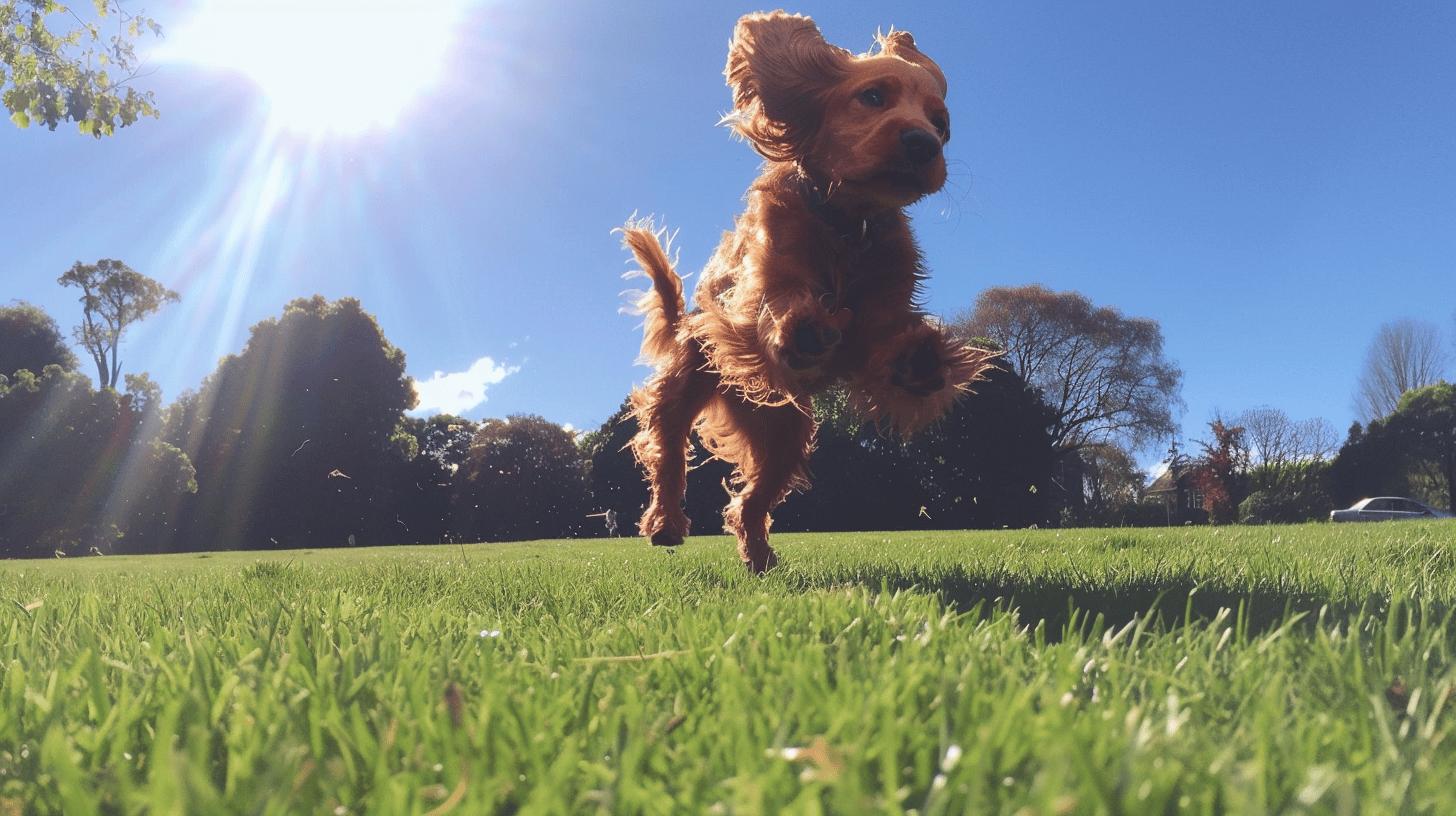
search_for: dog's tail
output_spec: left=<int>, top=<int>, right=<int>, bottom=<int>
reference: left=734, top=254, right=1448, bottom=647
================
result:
left=619, top=219, right=686, bottom=365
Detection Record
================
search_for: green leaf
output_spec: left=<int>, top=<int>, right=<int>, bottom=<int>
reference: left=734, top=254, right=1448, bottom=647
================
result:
left=9, top=109, right=28, bottom=128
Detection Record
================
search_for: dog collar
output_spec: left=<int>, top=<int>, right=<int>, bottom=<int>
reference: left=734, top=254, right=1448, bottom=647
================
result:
left=796, top=174, right=875, bottom=250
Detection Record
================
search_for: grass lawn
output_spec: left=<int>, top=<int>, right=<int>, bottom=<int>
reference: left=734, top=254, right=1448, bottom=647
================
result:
left=3, top=523, right=1455, bottom=814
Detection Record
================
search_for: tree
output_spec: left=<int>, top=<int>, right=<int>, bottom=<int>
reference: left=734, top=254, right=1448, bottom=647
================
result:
left=776, top=388, right=939, bottom=533
left=163, top=296, right=416, bottom=550
left=1226, top=406, right=1337, bottom=524
left=1238, top=460, right=1331, bottom=524
left=1329, top=421, right=1409, bottom=509
left=1383, top=382, right=1456, bottom=512
left=453, top=415, right=591, bottom=542
left=584, top=355, right=1058, bottom=537
left=580, top=399, right=737, bottom=538
left=383, top=414, right=478, bottom=543
left=0, top=365, right=194, bottom=555
left=58, top=259, right=178, bottom=389
left=579, top=400, right=652, bottom=535
left=1354, top=318, right=1448, bottom=423
left=1192, top=418, right=1249, bottom=525
left=1077, top=443, right=1145, bottom=525
left=1, top=0, right=160, bottom=136
left=953, top=285, right=1183, bottom=455
left=1237, top=406, right=1337, bottom=469
left=0, top=300, right=78, bottom=376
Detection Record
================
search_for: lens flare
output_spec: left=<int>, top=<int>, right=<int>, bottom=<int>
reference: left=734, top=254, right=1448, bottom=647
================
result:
left=163, top=0, right=473, bottom=137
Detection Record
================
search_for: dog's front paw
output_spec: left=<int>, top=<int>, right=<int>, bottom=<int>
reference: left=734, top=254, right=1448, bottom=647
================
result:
left=890, top=337, right=947, bottom=397
left=783, top=318, right=843, bottom=370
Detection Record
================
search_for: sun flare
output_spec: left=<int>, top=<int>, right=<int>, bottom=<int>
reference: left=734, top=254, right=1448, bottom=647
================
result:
left=166, top=0, right=473, bottom=137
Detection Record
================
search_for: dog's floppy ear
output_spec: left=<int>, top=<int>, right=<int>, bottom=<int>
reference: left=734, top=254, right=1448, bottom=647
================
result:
left=724, top=11, right=851, bottom=162
left=875, top=29, right=948, bottom=98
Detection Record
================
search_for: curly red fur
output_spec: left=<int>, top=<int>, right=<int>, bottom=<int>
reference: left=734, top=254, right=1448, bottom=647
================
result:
left=619, top=221, right=685, bottom=365
left=624, top=11, right=997, bottom=573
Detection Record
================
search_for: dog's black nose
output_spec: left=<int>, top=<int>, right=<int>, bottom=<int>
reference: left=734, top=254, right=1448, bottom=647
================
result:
left=901, top=129, right=942, bottom=166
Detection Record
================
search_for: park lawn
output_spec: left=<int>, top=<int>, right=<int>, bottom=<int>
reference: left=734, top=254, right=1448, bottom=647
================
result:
left=2, top=523, right=1455, bottom=814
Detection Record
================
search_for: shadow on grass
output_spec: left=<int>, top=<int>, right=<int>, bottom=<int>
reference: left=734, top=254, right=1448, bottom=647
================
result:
left=783, top=564, right=1441, bottom=640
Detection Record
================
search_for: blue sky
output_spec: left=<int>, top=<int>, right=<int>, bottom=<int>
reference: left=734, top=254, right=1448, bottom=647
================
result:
left=4, top=1, right=1453, bottom=460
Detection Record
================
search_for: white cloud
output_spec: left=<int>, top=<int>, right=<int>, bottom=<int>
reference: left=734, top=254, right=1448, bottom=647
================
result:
left=410, top=356, right=520, bottom=417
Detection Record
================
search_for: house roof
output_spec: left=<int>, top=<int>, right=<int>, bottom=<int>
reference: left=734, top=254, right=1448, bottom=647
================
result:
left=1146, top=461, right=1200, bottom=495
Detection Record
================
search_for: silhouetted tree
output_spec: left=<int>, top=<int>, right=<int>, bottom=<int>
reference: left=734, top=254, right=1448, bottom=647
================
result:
left=774, top=388, right=928, bottom=532
left=0, top=366, right=194, bottom=556
left=1329, top=386, right=1456, bottom=513
left=0, top=301, right=77, bottom=376
left=580, top=400, right=645, bottom=527
left=58, top=259, right=179, bottom=389
left=383, top=414, right=478, bottom=543
left=1383, top=382, right=1456, bottom=511
left=900, top=363, right=1057, bottom=529
left=581, top=399, right=737, bottom=539
left=1328, top=422, right=1407, bottom=508
left=163, top=296, right=415, bottom=550
left=453, top=414, right=591, bottom=542
left=586, top=357, right=1057, bottom=536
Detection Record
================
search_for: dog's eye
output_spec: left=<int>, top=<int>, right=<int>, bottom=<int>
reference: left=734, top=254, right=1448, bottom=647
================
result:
left=930, top=114, right=949, bottom=139
left=858, top=87, right=885, bottom=107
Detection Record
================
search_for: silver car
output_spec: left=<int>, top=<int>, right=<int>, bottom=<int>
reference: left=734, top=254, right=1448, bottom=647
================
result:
left=1330, top=497, right=1453, bottom=522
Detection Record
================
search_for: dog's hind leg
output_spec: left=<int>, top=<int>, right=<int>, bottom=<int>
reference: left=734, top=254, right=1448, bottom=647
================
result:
left=709, top=398, right=815, bottom=573
left=630, top=346, right=716, bottom=548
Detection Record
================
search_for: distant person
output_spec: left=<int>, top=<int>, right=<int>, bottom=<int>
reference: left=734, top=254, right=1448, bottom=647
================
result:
left=586, top=509, right=620, bottom=537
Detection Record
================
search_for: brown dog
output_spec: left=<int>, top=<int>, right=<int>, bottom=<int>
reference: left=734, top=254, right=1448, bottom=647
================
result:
left=621, top=11, right=995, bottom=572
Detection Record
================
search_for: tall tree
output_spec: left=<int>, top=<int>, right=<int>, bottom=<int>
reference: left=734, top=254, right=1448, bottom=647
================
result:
left=164, top=296, right=416, bottom=550
left=896, top=362, right=1058, bottom=530
left=0, top=366, right=194, bottom=555
left=1328, top=421, right=1407, bottom=509
left=1354, top=318, right=1448, bottom=423
left=57, top=259, right=178, bottom=389
left=0, top=300, right=78, bottom=376
left=453, top=415, right=591, bottom=542
left=1, top=0, right=160, bottom=135
left=954, top=285, right=1183, bottom=455
left=1383, top=382, right=1456, bottom=512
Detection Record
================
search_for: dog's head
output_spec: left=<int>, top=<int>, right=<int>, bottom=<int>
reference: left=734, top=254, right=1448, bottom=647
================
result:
left=724, top=11, right=950, bottom=210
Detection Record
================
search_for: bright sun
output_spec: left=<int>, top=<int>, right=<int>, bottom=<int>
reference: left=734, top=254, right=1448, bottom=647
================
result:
left=168, top=0, right=473, bottom=137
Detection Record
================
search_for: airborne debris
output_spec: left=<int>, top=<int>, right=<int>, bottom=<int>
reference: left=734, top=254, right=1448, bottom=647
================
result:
left=770, top=736, right=844, bottom=782
left=443, top=683, right=464, bottom=729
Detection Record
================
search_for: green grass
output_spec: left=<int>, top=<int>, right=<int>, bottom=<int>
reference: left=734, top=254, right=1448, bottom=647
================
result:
left=3, top=523, right=1456, bottom=814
